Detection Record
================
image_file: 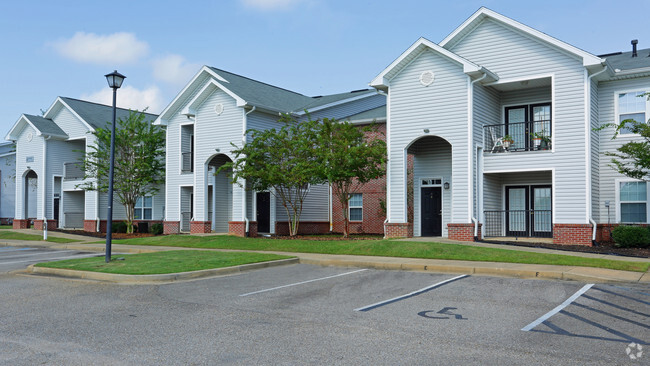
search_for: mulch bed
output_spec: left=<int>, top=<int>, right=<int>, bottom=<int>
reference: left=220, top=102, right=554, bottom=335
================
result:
left=261, top=234, right=384, bottom=241
left=54, top=229, right=155, bottom=239
left=481, top=239, right=650, bottom=259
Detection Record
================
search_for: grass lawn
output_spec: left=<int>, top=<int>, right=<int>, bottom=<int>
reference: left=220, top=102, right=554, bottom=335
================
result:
left=0, top=231, right=81, bottom=243
left=35, top=250, right=294, bottom=275
left=0, top=225, right=13, bottom=229
left=106, top=235, right=650, bottom=273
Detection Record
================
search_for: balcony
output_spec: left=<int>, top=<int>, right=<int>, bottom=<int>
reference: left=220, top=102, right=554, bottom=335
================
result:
left=484, top=120, right=551, bottom=153
left=64, top=162, right=84, bottom=180
left=484, top=210, right=553, bottom=238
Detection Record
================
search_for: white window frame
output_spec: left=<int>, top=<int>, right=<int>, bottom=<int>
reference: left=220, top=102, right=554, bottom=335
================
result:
left=135, top=195, right=154, bottom=220
left=615, top=179, right=649, bottom=223
left=349, top=193, right=363, bottom=222
left=614, top=89, right=649, bottom=136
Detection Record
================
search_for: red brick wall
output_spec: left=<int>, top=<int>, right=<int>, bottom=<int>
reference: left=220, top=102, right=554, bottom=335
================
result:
left=163, top=221, right=180, bottom=235
left=275, top=221, right=330, bottom=235
left=0, top=218, right=13, bottom=225
left=33, top=220, right=57, bottom=230
left=553, top=224, right=593, bottom=246
left=384, top=223, right=413, bottom=238
left=228, top=221, right=258, bottom=237
left=447, top=223, right=479, bottom=242
left=190, top=221, right=212, bottom=234
left=84, top=220, right=163, bottom=233
left=13, top=219, right=29, bottom=229
left=84, top=220, right=97, bottom=232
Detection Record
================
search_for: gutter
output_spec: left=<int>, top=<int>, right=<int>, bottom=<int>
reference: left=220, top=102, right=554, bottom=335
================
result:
left=42, top=136, right=51, bottom=240
left=586, top=64, right=608, bottom=245
left=243, top=106, right=256, bottom=236
left=468, top=72, right=489, bottom=239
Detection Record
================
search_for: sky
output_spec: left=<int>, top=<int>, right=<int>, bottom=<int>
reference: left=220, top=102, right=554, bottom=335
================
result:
left=1, top=0, right=649, bottom=136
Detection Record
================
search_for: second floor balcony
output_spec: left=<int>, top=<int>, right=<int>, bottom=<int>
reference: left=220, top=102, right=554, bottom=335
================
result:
left=64, top=162, right=84, bottom=180
left=484, top=120, right=552, bottom=153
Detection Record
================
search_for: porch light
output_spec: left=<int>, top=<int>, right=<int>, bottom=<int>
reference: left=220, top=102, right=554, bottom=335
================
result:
left=444, top=182, right=450, bottom=190
left=423, top=129, right=430, bottom=133
left=105, top=70, right=126, bottom=89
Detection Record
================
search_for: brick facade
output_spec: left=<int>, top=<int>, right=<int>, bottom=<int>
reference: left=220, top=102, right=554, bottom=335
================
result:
left=33, top=219, right=58, bottom=231
left=228, top=221, right=258, bottom=237
left=163, top=221, right=180, bottom=235
left=447, top=223, right=481, bottom=242
left=384, top=222, right=413, bottom=238
left=13, top=219, right=30, bottom=229
left=275, top=221, right=329, bottom=235
left=84, top=220, right=97, bottom=232
left=553, top=224, right=593, bottom=246
left=595, top=223, right=648, bottom=244
left=190, top=221, right=212, bottom=234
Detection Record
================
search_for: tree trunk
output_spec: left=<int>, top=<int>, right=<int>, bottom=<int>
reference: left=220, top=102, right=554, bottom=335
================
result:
left=342, top=198, right=349, bottom=238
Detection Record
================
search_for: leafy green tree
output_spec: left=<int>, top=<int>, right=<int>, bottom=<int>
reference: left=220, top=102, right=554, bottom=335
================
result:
left=603, top=92, right=650, bottom=180
left=223, top=114, right=325, bottom=236
left=316, top=118, right=387, bottom=238
left=79, top=110, right=165, bottom=233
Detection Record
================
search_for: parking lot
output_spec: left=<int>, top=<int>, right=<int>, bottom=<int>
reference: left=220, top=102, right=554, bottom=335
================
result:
left=1, top=247, right=648, bottom=365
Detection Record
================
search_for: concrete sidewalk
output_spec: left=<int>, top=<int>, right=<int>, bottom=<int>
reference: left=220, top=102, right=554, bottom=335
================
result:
left=3, top=229, right=649, bottom=284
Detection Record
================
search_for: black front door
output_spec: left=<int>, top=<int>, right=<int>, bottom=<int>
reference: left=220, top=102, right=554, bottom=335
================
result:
left=505, top=185, right=552, bottom=237
left=421, top=187, right=442, bottom=236
left=53, top=198, right=60, bottom=222
left=256, top=192, right=271, bottom=233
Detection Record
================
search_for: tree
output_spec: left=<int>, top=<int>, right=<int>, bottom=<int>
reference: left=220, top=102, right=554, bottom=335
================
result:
left=316, top=118, right=387, bottom=238
left=222, top=114, right=325, bottom=236
left=79, top=110, right=165, bottom=233
left=602, top=92, right=650, bottom=180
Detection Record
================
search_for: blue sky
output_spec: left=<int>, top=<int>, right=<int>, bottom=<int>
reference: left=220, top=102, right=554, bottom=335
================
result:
left=1, top=0, right=649, bottom=135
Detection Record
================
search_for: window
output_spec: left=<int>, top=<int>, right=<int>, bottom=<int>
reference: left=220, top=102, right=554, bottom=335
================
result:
left=349, top=193, right=363, bottom=221
left=135, top=196, right=153, bottom=220
left=181, top=124, right=194, bottom=173
left=617, top=91, right=648, bottom=134
left=620, top=182, right=647, bottom=223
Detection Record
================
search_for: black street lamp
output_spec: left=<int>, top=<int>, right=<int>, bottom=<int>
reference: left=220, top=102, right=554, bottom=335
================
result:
left=104, top=70, right=125, bottom=262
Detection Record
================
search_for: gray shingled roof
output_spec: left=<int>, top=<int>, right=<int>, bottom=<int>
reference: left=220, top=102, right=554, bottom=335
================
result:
left=23, top=114, right=67, bottom=137
left=345, top=105, right=387, bottom=122
left=208, top=67, right=378, bottom=113
left=208, top=67, right=313, bottom=112
left=603, top=48, right=650, bottom=71
left=60, top=97, right=158, bottom=130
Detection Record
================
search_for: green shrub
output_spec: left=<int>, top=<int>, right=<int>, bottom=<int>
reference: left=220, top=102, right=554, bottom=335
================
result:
left=112, top=222, right=127, bottom=233
left=611, top=225, right=650, bottom=248
left=151, top=223, right=164, bottom=235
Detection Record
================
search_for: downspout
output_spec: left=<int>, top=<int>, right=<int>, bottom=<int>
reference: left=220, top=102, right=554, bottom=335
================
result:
left=42, top=136, right=51, bottom=240
left=329, top=183, right=333, bottom=232
left=243, top=106, right=256, bottom=236
left=469, top=72, right=488, bottom=241
left=586, top=64, right=608, bottom=245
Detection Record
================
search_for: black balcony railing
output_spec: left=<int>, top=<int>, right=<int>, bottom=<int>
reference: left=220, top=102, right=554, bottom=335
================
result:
left=64, top=162, right=84, bottom=180
left=484, top=120, right=551, bottom=153
left=484, top=210, right=553, bottom=238
left=181, top=152, right=193, bottom=173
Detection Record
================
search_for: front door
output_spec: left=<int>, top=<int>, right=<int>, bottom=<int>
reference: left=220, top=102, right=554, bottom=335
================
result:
left=421, top=187, right=442, bottom=236
left=506, top=185, right=552, bottom=237
left=256, top=192, right=271, bottom=233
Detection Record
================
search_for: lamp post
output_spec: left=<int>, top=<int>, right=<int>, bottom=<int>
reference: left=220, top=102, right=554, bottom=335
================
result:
left=104, top=70, right=125, bottom=262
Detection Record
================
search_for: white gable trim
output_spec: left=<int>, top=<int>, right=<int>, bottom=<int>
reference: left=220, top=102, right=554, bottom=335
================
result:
left=180, top=79, right=246, bottom=117
left=370, top=37, right=495, bottom=89
left=440, top=7, right=602, bottom=67
left=46, top=97, right=96, bottom=133
left=6, top=115, right=37, bottom=141
left=155, top=66, right=246, bottom=125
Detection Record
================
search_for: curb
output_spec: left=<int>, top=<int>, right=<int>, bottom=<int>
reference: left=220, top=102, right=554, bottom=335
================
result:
left=27, top=258, right=299, bottom=284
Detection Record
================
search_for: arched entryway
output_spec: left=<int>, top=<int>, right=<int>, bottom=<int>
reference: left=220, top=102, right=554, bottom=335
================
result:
left=406, top=135, right=453, bottom=237
left=206, top=154, right=233, bottom=232
left=23, top=170, right=38, bottom=222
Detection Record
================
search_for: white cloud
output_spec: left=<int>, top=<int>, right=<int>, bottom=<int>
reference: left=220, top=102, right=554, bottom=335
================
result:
left=51, top=32, right=149, bottom=65
left=152, top=54, right=201, bottom=86
left=81, top=85, right=165, bottom=114
left=241, top=0, right=302, bottom=11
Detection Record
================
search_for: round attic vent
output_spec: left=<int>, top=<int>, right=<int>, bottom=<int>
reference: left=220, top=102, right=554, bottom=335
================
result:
left=214, top=103, right=224, bottom=116
left=420, top=71, right=435, bottom=86
left=27, top=132, right=33, bottom=142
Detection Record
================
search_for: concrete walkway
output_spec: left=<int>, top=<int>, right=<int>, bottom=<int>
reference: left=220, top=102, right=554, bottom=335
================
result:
left=2, top=229, right=649, bottom=284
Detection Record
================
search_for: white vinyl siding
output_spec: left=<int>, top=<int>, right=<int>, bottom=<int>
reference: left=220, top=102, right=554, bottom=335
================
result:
left=453, top=18, right=588, bottom=224
left=597, top=77, right=650, bottom=224
left=387, top=49, right=470, bottom=227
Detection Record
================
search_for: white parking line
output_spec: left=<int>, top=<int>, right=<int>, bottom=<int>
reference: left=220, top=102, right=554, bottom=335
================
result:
left=239, top=269, right=368, bottom=297
left=521, top=283, right=594, bottom=331
left=0, top=253, right=102, bottom=265
left=354, top=274, right=469, bottom=312
left=0, top=250, right=76, bottom=260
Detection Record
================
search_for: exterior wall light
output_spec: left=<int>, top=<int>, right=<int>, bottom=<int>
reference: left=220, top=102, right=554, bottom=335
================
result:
left=444, top=182, right=450, bottom=190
